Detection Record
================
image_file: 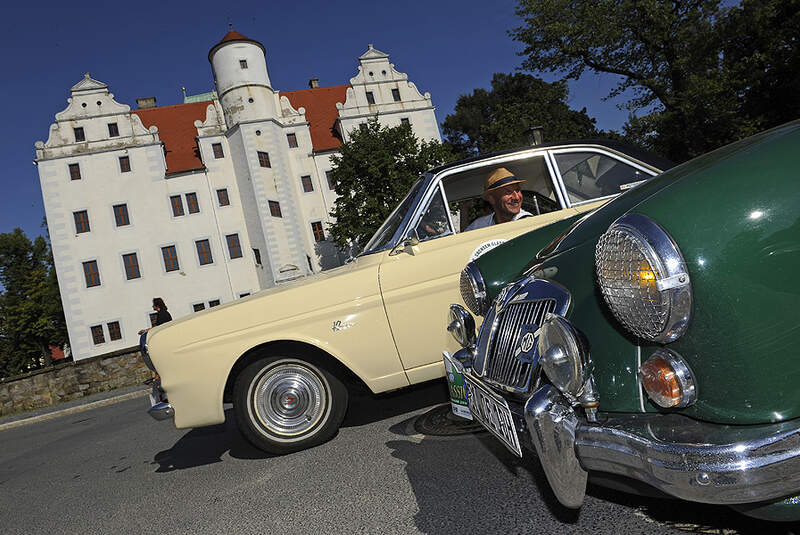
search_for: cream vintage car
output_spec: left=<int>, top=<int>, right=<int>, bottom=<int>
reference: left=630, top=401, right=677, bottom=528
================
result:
left=143, top=140, right=669, bottom=454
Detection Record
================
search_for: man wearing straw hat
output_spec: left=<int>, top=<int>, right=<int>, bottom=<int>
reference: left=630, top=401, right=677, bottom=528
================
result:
left=465, top=167, right=532, bottom=231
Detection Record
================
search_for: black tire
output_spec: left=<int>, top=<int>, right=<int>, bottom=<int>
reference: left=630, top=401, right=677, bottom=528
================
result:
left=233, top=354, right=348, bottom=454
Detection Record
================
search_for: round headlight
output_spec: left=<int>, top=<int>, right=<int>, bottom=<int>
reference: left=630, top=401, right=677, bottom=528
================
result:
left=595, top=213, right=692, bottom=343
left=447, top=304, right=476, bottom=348
left=460, top=262, right=489, bottom=316
left=537, top=314, right=590, bottom=399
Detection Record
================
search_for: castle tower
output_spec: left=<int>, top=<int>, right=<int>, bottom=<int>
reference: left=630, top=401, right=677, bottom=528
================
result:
left=209, top=29, right=277, bottom=127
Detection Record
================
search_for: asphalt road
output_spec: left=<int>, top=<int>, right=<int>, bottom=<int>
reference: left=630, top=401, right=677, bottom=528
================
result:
left=0, top=381, right=791, bottom=535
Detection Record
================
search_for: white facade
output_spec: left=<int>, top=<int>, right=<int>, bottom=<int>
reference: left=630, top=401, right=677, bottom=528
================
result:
left=35, top=31, right=441, bottom=360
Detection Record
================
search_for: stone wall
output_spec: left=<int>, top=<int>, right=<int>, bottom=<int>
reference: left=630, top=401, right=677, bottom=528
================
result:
left=0, top=346, right=150, bottom=416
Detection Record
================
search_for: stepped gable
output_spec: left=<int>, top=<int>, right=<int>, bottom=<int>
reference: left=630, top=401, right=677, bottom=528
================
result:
left=281, top=85, right=350, bottom=152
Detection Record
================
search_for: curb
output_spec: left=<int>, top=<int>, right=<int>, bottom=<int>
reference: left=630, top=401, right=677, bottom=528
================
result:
left=0, top=389, right=150, bottom=432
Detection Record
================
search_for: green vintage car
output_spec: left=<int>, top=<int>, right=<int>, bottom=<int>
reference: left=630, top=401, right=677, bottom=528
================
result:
left=444, top=120, right=800, bottom=522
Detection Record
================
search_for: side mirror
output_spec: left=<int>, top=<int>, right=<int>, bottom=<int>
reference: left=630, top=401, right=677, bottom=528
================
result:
left=390, top=231, right=420, bottom=256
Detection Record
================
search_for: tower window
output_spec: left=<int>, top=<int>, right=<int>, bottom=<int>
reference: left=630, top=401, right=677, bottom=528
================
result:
left=196, top=239, right=213, bottom=265
left=287, top=133, right=298, bottom=148
left=392, top=88, right=401, bottom=102
left=311, top=221, right=325, bottom=242
left=83, top=260, right=100, bottom=288
left=325, top=171, right=335, bottom=191
left=69, top=163, right=82, bottom=180
left=122, top=253, right=141, bottom=280
left=108, top=123, right=119, bottom=137
left=74, top=127, right=85, bottom=142
left=257, top=151, right=271, bottom=168
left=119, top=156, right=131, bottom=173
left=212, top=143, right=224, bottom=158
left=239, top=59, right=248, bottom=69
left=226, top=233, right=243, bottom=259
left=73, top=210, right=90, bottom=234
left=217, top=188, right=230, bottom=206
left=365, top=91, right=375, bottom=105
left=253, top=248, right=262, bottom=265
left=185, top=192, right=199, bottom=214
left=269, top=200, right=282, bottom=218
left=301, top=175, right=313, bottom=193
left=113, top=204, right=130, bottom=226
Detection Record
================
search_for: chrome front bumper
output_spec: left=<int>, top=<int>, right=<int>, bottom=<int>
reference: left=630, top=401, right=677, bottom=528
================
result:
left=524, top=384, right=800, bottom=508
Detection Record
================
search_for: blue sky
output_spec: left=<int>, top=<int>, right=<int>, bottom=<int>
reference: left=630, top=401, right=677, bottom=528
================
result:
left=2, top=0, right=627, bottom=241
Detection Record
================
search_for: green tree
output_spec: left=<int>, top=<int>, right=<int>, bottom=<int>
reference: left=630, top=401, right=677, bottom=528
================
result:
left=511, top=0, right=798, bottom=161
left=442, top=73, right=601, bottom=158
left=327, top=117, right=454, bottom=249
left=0, top=228, right=69, bottom=377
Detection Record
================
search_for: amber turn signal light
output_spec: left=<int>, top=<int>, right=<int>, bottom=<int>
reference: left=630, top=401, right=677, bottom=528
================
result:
left=639, top=349, right=696, bottom=408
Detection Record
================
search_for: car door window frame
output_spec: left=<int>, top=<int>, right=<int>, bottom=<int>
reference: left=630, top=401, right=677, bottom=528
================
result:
left=409, top=181, right=455, bottom=242
left=546, top=147, right=659, bottom=208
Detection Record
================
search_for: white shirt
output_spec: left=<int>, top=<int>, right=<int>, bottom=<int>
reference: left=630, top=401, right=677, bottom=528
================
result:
left=465, top=209, right=533, bottom=231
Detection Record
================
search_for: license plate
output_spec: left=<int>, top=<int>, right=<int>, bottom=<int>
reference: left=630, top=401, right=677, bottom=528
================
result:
left=464, top=374, right=522, bottom=457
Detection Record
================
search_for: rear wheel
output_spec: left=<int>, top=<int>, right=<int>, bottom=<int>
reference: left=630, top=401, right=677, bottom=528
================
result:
left=233, top=355, right=348, bottom=454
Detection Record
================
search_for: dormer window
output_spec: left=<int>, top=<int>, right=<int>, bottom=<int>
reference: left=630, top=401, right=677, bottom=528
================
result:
left=74, top=127, right=85, bottom=142
left=392, top=88, right=401, bottom=102
left=239, top=59, right=248, bottom=69
left=365, top=91, right=375, bottom=105
left=108, top=123, right=119, bottom=137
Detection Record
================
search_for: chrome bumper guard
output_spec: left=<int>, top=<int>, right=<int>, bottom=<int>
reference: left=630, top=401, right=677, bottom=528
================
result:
left=525, top=384, right=800, bottom=508
left=148, top=402, right=174, bottom=421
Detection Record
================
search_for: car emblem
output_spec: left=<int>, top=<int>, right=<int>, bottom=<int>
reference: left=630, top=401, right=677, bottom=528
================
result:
left=332, top=320, right=355, bottom=332
left=513, top=325, right=540, bottom=364
left=519, top=332, right=535, bottom=353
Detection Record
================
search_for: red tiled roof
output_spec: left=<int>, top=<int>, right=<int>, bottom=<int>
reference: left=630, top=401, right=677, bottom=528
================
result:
left=281, top=85, right=350, bottom=152
left=209, top=30, right=265, bottom=62
left=132, top=101, right=211, bottom=176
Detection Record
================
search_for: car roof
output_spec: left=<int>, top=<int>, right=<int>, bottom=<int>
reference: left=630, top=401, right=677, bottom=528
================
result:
left=428, top=139, right=675, bottom=175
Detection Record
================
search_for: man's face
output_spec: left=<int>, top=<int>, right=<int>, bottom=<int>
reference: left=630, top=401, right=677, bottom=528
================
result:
left=487, top=183, right=523, bottom=222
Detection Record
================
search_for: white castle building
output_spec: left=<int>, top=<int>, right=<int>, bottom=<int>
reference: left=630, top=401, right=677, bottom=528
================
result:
left=34, top=30, right=441, bottom=360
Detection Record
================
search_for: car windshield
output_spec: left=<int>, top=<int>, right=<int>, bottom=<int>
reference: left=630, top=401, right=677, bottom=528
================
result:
left=361, top=178, right=425, bottom=255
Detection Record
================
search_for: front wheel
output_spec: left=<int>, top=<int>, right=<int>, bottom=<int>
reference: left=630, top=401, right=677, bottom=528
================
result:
left=233, top=355, right=348, bottom=454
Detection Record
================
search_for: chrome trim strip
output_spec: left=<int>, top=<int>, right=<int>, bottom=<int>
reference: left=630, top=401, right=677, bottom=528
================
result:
left=636, top=345, right=645, bottom=413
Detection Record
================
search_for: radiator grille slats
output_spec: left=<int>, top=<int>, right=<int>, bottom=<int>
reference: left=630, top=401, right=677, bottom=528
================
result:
left=484, top=299, right=556, bottom=390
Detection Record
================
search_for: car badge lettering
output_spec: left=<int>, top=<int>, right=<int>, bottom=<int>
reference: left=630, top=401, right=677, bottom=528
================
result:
left=332, top=320, right=355, bottom=332
left=469, top=239, right=507, bottom=262
left=513, top=325, right=540, bottom=364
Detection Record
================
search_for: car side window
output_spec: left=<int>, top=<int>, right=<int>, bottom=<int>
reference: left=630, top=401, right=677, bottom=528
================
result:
left=554, top=151, right=648, bottom=204
left=414, top=187, right=452, bottom=241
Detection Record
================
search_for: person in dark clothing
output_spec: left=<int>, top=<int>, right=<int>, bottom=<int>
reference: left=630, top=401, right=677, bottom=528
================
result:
left=138, top=297, right=172, bottom=335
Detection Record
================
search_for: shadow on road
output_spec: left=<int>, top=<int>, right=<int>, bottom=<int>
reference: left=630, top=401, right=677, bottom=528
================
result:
left=386, top=408, right=797, bottom=535
left=153, top=379, right=450, bottom=472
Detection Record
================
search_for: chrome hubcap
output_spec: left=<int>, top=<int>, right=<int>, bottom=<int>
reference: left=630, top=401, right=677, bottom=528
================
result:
left=251, top=362, right=328, bottom=437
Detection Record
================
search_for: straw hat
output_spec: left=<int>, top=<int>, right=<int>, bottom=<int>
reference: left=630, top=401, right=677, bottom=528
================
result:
left=483, top=167, right=525, bottom=198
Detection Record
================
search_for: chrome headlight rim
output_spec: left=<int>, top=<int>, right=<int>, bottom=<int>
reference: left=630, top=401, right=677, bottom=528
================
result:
left=536, top=313, right=592, bottom=400
left=640, top=348, right=697, bottom=409
left=447, top=304, right=476, bottom=349
left=596, top=213, right=692, bottom=344
left=460, top=261, right=489, bottom=316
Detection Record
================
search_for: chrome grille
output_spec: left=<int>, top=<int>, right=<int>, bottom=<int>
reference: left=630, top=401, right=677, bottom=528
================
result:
left=484, top=299, right=556, bottom=390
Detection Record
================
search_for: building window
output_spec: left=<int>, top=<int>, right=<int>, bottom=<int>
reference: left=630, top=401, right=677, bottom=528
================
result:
left=287, top=133, right=298, bottom=148
left=193, top=303, right=206, bottom=312
left=253, top=248, right=262, bottom=265
left=170, top=195, right=184, bottom=217
left=196, top=239, right=213, bottom=265
left=301, top=175, right=314, bottom=193
left=91, top=325, right=105, bottom=345
left=69, top=163, right=82, bottom=180
left=185, top=192, right=199, bottom=214
left=161, top=245, right=179, bottom=272
left=212, top=143, right=224, bottom=159
left=400, top=118, right=410, bottom=126
left=119, top=156, right=131, bottom=173
left=325, top=171, right=335, bottom=191
left=107, top=321, right=121, bottom=341
left=217, top=188, right=230, bottom=206
left=311, top=221, right=325, bottom=242
left=108, top=123, right=119, bottom=137
left=365, top=91, right=375, bottom=105
left=209, top=299, right=221, bottom=307
left=268, top=200, right=282, bottom=217
left=122, top=253, right=141, bottom=280
left=226, top=233, right=243, bottom=259
left=257, top=151, right=271, bottom=168
left=113, top=204, right=130, bottom=226
left=149, top=312, right=158, bottom=327
left=359, top=123, right=368, bottom=133
left=239, top=59, right=248, bottom=69
left=73, top=210, right=90, bottom=234
left=83, top=260, right=100, bottom=288
left=239, top=292, right=250, bottom=298
left=392, top=88, right=401, bottom=102
left=74, top=127, right=85, bottom=142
